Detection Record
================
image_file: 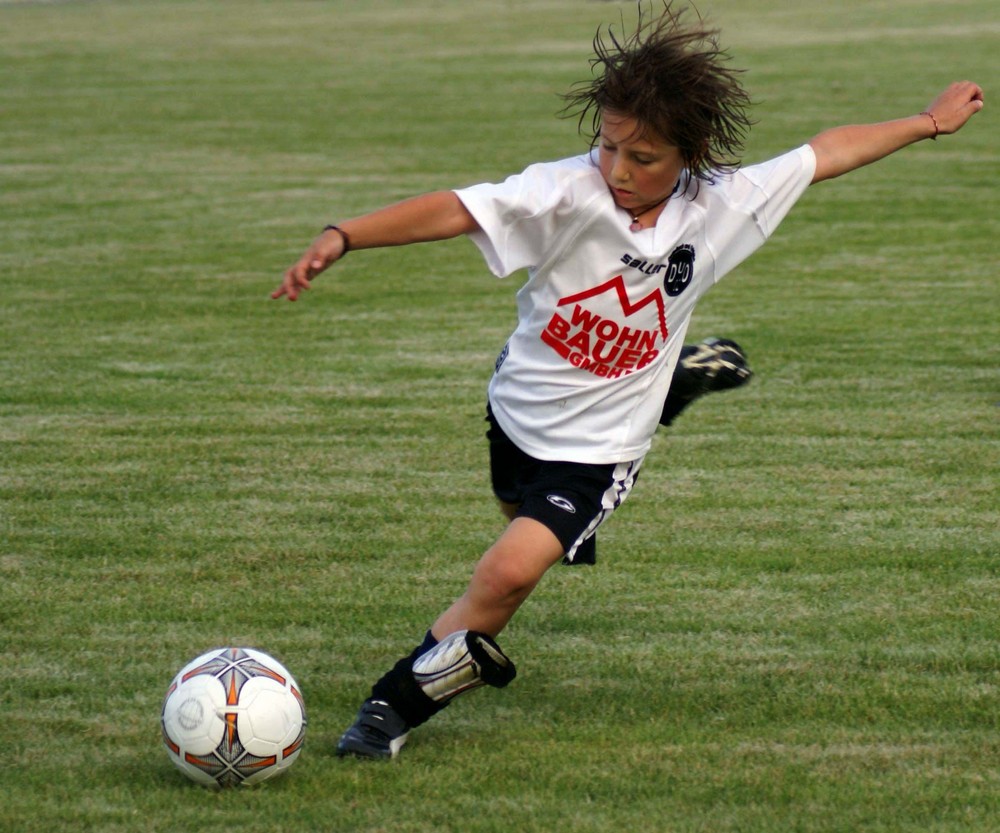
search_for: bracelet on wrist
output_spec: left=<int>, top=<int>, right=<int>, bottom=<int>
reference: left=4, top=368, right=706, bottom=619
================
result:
left=323, top=224, right=352, bottom=254
left=920, top=111, right=939, bottom=141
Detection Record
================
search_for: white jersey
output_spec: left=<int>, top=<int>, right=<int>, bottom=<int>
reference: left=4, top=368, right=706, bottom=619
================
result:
left=455, top=144, right=816, bottom=464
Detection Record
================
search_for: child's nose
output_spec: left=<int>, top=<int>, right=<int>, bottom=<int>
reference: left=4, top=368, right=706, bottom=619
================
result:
left=611, top=156, right=630, bottom=182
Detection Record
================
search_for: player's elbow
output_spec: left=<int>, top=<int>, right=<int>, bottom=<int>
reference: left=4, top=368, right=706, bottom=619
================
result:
left=808, top=139, right=850, bottom=184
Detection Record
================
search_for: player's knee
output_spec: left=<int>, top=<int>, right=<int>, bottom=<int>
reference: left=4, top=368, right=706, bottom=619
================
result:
left=470, top=518, right=564, bottom=609
left=474, top=554, right=541, bottom=607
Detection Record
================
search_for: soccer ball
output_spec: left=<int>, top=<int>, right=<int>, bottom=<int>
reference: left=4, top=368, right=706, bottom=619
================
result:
left=161, top=647, right=307, bottom=788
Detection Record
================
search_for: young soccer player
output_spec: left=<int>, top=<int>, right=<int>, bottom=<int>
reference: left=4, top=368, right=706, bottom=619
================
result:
left=272, top=3, right=983, bottom=759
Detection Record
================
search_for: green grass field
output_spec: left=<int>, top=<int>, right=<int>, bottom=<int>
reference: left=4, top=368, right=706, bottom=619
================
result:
left=2, top=0, right=998, bottom=830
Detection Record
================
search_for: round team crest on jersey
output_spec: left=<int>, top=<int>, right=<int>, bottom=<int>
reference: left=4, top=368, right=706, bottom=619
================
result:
left=663, top=244, right=695, bottom=297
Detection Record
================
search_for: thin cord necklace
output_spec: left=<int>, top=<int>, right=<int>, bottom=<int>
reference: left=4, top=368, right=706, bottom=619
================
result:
left=628, top=196, right=670, bottom=231
left=627, top=182, right=680, bottom=231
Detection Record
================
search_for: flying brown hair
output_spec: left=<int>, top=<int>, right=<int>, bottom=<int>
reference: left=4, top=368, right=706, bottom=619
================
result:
left=562, top=1, right=754, bottom=190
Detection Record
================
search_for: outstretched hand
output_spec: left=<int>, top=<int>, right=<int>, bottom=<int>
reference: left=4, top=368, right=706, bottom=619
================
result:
left=272, top=227, right=349, bottom=301
left=924, top=81, right=985, bottom=136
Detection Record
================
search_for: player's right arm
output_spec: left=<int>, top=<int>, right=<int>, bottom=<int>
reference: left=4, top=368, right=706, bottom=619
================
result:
left=272, top=190, right=481, bottom=301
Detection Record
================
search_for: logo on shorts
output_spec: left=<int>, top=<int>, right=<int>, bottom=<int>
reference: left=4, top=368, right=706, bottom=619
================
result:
left=546, top=495, right=576, bottom=513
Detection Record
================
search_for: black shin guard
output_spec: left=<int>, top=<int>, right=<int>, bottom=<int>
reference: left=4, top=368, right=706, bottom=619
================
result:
left=369, top=630, right=516, bottom=729
left=370, top=631, right=444, bottom=729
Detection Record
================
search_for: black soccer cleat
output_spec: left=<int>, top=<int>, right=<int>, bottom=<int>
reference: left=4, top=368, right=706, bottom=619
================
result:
left=678, top=337, right=752, bottom=394
left=659, top=337, right=753, bottom=427
left=336, top=699, right=410, bottom=760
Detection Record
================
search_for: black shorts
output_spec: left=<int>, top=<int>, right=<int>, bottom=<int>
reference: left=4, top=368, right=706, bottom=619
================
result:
left=485, top=405, right=643, bottom=564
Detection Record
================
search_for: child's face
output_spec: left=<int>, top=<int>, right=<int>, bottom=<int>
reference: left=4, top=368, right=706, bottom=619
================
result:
left=598, top=111, right=684, bottom=215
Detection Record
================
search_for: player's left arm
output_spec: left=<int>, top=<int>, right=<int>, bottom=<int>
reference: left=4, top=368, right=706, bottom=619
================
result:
left=809, top=81, right=984, bottom=184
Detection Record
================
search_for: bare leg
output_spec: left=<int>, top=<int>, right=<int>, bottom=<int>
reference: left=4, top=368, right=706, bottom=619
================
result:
left=431, top=516, right=564, bottom=639
left=336, top=519, right=555, bottom=759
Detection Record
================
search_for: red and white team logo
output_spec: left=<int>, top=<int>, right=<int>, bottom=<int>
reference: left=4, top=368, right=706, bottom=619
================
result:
left=540, top=275, right=668, bottom=379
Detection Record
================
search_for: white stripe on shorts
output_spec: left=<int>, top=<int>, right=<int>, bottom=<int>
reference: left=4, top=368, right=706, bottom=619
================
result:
left=564, top=456, right=645, bottom=563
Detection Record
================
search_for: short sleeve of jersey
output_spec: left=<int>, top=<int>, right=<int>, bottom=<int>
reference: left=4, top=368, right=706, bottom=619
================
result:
left=706, top=144, right=816, bottom=280
left=454, top=156, right=597, bottom=278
